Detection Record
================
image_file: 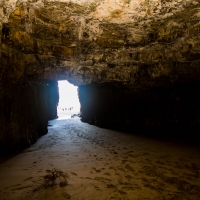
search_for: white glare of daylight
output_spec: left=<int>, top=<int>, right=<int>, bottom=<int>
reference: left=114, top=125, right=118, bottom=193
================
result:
left=57, top=81, right=80, bottom=118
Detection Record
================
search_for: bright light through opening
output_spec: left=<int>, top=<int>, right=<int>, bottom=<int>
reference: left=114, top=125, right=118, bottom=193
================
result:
left=57, top=80, right=80, bottom=119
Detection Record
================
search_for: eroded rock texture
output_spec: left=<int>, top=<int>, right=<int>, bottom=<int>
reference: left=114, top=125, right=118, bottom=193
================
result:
left=0, top=81, right=58, bottom=154
left=0, top=0, right=200, bottom=151
left=1, top=0, right=200, bottom=85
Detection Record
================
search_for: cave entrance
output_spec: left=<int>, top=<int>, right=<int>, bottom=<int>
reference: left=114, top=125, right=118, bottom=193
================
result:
left=57, top=80, right=80, bottom=119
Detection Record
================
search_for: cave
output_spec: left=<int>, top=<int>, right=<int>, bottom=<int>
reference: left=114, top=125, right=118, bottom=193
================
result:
left=0, top=0, right=200, bottom=199
left=1, top=0, right=200, bottom=152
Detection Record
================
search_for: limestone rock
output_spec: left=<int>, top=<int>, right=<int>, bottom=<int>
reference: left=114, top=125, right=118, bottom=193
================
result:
left=0, top=0, right=200, bottom=86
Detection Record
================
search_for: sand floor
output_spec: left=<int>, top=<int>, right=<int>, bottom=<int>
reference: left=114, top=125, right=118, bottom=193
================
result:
left=0, top=117, right=200, bottom=200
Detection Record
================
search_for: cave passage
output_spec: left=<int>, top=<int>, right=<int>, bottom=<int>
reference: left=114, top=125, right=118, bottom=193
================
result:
left=1, top=116, right=200, bottom=200
left=57, top=80, right=80, bottom=119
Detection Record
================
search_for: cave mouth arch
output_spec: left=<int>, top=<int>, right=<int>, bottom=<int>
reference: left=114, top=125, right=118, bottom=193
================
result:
left=57, top=80, right=80, bottom=120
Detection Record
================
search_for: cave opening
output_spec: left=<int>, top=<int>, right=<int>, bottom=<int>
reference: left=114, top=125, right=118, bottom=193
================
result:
left=1, top=0, right=200, bottom=198
left=57, top=80, right=80, bottom=120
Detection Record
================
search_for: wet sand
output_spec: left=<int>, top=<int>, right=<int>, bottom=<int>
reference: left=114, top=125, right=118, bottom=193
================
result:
left=0, top=117, right=200, bottom=200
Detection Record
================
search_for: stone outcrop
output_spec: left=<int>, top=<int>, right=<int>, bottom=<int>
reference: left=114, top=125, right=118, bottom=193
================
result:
left=79, top=83, right=200, bottom=133
left=1, top=0, right=200, bottom=152
left=0, top=81, right=58, bottom=154
left=1, top=0, right=200, bottom=85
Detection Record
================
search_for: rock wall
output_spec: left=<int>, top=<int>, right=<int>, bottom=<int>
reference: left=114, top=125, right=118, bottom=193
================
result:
left=79, top=83, right=200, bottom=136
left=1, top=1, right=200, bottom=86
left=0, top=1, right=62, bottom=154
left=1, top=0, right=200, bottom=153
left=0, top=81, right=58, bottom=154
left=47, top=80, right=59, bottom=120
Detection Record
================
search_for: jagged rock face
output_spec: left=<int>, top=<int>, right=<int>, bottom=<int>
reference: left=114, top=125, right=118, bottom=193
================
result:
left=1, top=0, right=200, bottom=86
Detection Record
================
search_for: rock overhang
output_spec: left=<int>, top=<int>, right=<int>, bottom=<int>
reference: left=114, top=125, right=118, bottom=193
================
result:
left=1, top=0, right=200, bottom=152
left=0, top=0, right=200, bottom=87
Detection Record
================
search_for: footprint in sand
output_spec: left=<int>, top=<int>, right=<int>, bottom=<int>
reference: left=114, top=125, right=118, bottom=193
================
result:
left=118, top=179, right=133, bottom=187
left=156, top=160, right=165, bottom=165
left=122, top=186, right=136, bottom=191
left=117, top=167, right=126, bottom=172
left=23, top=177, right=33, bottom=181
left=62, top=192, right=71, bottom=199
left=107, top=184, right=117, bottom=189
left=118, top=190, right=127, bottom=195
left=94, top=186, right=102, bottom=191
left=121, top=160, right=128, bottom=164
left=125, top=164, right=135, bottom=172
left=70, top=172, right=77, bottom=176
left=11, top=185, right=33, bottom=191
left=104, top=172, right=111, bottom=176
left=6, top=184, right=21, bottom=189
left=92, top=167, right=102, bottom=173
left=94, top=177, right=111, bottom=183
left=125, top=175, right=133, bottom=181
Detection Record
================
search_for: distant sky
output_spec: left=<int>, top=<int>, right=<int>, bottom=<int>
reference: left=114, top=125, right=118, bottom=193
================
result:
left=58, top=80, right=80, bottom=111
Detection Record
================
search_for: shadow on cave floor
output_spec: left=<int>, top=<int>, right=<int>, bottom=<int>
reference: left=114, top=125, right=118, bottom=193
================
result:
left=0, top=117, right=80, bottom=164
left=131, top=129, right=200, bottom=150
left=1, top=122, right=200, bottom=164
left=117, top=126, right=200, bottom=142
left=0, top=117, right=200, bottom=200
left=83, top=121, right=200, bottom=148
left=0, top=149, right=24, bottom=164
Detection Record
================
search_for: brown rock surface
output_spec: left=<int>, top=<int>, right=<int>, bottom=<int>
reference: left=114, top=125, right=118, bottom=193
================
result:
left=0, top=0, right=200, bottom=85
left=1, top=0, right=200, bottom=152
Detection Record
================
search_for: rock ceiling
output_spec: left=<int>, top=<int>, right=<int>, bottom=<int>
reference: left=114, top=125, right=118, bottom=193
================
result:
left=0, top=0, right=200, bottom=86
